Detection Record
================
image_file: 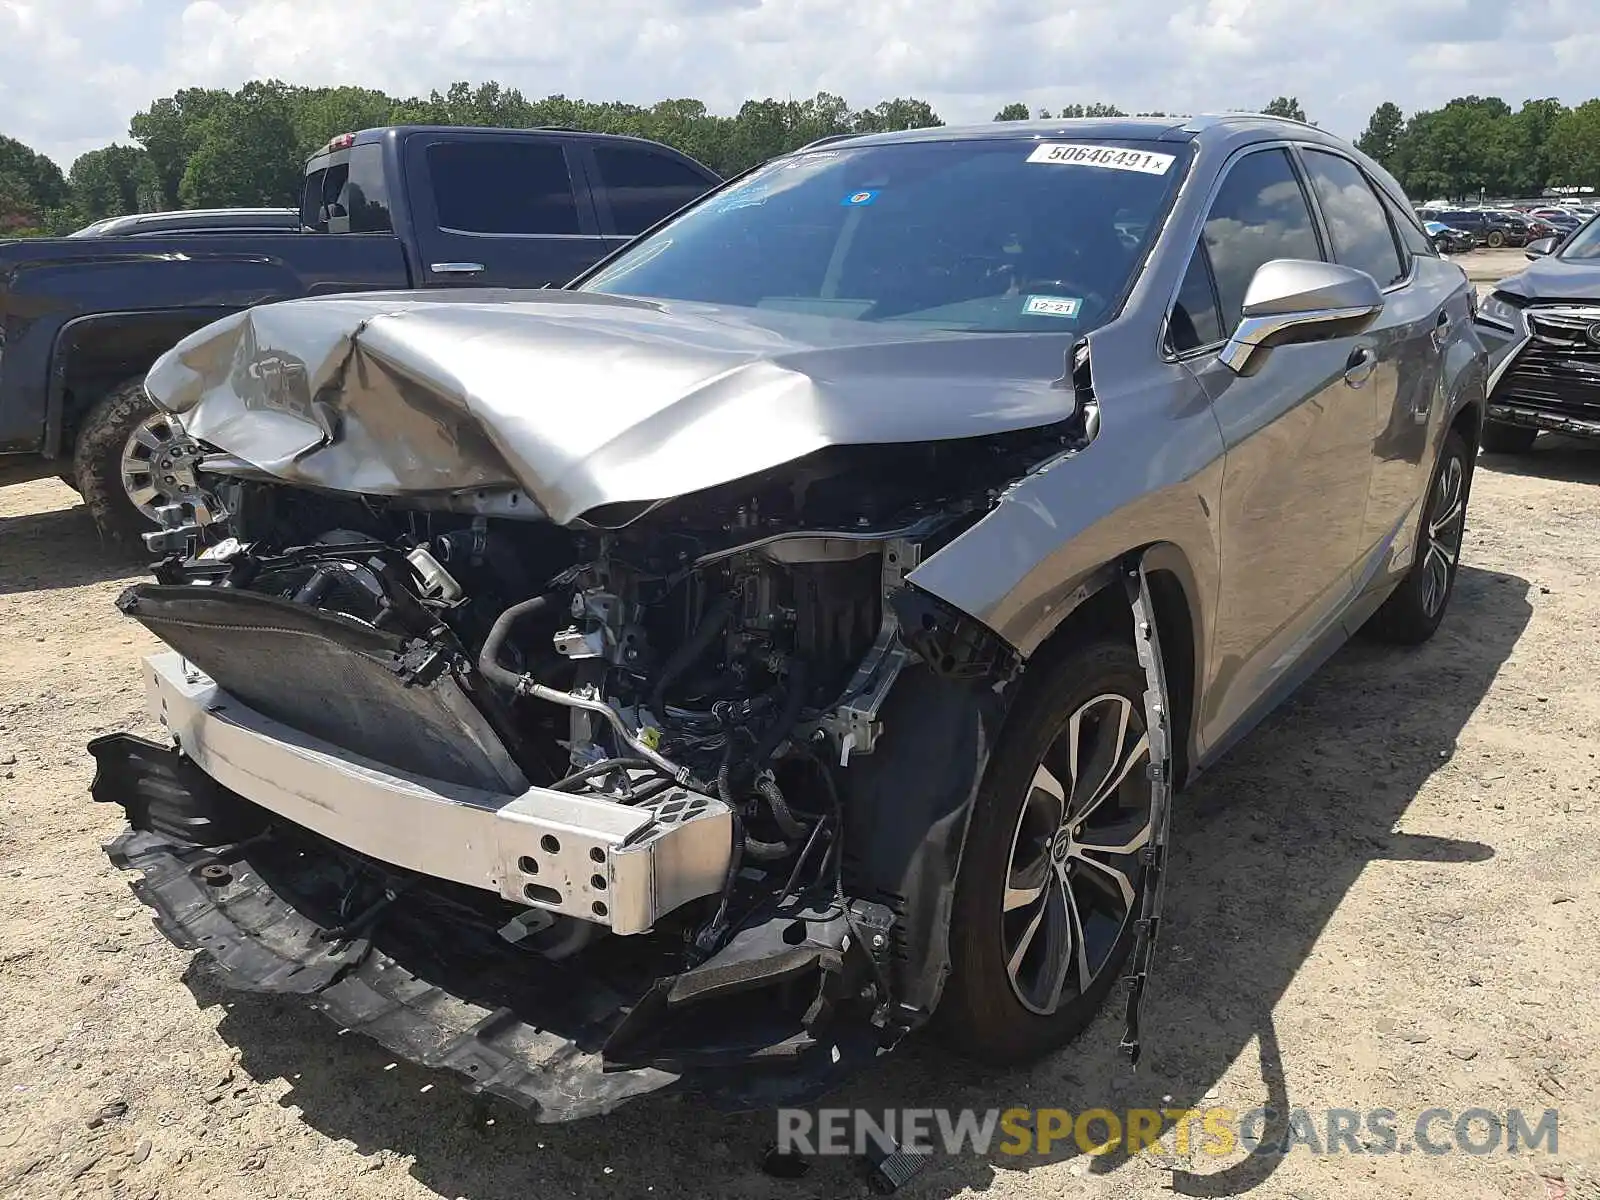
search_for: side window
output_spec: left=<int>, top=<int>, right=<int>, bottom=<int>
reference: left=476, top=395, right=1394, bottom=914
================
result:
left=1300, top=149, right=1405, bottom=287
left=321, top=162, right=351, bottom=234
left=1381, top=188, right=1436, bottom=260
left=1169, top=245, right=1225, bottom=352
left=344, top=144, right=393, bottom=234
left=592, top=146, right=714, bottom=235
left=299, top=168, right=327, bottom=231
left=1201, top=148, right=1323, bottom=331
left=427, top=141, right=580, bottom=235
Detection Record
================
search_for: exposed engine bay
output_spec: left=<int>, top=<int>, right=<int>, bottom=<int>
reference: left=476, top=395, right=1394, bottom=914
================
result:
left=95, top=434, right=1071, bottom=1114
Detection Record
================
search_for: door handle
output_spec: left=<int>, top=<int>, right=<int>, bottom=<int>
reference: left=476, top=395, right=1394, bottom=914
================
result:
left=1343, top=346, right=1377, bottom=389
left=430, top=262, right=485, bottom=275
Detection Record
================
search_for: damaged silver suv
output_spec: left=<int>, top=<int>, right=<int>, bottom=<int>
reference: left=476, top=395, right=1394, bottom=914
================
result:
left=92, top=116, right=1486, bottom=1118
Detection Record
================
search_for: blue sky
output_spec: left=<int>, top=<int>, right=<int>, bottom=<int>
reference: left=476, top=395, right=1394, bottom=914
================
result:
left=3, top=0, right=1596, bottom=168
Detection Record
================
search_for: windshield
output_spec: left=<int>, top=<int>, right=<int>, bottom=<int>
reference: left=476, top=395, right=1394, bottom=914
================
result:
left=1558, top=217, right=1600, bottom=261
left=579, top=137, right=1190, bottom=333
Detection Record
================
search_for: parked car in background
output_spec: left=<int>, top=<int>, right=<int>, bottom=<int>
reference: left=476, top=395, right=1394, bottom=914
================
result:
left=1425, top=221, right=1476, bottom=254
left=95, top=115, right=1486, bottom=1123
left=1474, top=215, right=1600, bottom=451
left=68, top=209, right=301, bottom=237
left=1528, top=208, right=1583, bottom=236
left=1423, top=208, right=1532, bottom=248
left=0, top=126, right=720, bottom=545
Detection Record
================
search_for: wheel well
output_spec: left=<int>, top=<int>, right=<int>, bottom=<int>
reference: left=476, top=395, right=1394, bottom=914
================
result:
left=1449, top=398, right=1482, bottom=454
left=1022, top=560, right=1199, bottom=788
left=56, top=315, right=215, bottom=452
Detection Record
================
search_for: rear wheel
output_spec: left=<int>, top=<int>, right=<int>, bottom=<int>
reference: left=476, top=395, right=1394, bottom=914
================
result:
left=1480, top=420, right=1538, bottom=455
left=1366, top=429, right=1471, bottom=645
left=1486, top=229, right=1506, bottom=249
left=937, top=639, right=1153, bottom=1065
left=73, top=377, right=217, bottom=548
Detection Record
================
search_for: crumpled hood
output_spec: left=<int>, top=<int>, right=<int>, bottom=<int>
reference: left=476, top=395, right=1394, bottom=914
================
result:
left=1495, top=256, right=1600, bottom=302
left=146, top=289, right=1077, bottom=526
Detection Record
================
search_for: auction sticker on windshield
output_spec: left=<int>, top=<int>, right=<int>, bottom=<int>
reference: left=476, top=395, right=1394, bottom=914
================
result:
left=1026, top=143, right=1175, bottom=174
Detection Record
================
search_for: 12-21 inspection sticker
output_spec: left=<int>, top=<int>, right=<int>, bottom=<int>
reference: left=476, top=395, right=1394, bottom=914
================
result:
left=1026, top=143, right=1175, bottom=174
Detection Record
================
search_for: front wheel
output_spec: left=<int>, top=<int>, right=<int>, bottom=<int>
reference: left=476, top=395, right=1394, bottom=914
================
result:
left=1480, top=420, right=1538, bottom=455
left=73, top=377, right=217, bottom=548
left=1486, top=229, right=1506, bottom=249
left=1365, top=429, right=1471, bottom=645
left=937, top=639, right=1153, bottom=1065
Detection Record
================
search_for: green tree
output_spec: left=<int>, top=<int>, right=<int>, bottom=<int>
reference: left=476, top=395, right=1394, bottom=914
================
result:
left=129, top=87, right=231, bottom=208
left=1262, top=96, right=1309, bottom=123
left=65, top=144, right=154, bottom=224
left=179, top=81, right=304, bottom=207
left=993, top=102, right=1031, bottom=121
left=1505, top=98, right=1569, bottom=194
left=1547, top=99, right=1600, bottom=188
left=1060, top=102, right=1126, bottom=118
left=1356, top=101, right=1404, bottom=170
left=291, top=86, right=398, bottom=157
left=851, top=98, right=942, bottom=133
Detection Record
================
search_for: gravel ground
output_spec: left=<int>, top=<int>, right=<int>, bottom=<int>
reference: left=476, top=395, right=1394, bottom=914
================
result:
left=2, top=420, right=1598, bottom=1200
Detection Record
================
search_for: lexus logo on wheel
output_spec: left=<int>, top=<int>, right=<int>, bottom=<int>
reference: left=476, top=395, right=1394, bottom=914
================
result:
left=1587, top=323, right=1600, bottom=347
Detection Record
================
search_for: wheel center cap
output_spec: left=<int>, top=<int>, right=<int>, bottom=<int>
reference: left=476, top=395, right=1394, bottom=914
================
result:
left=1051, top=832, right=1072, bottom=862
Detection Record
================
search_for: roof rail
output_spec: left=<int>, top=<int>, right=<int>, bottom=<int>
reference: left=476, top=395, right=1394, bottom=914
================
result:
left=796, top=133, right=860, bottom=151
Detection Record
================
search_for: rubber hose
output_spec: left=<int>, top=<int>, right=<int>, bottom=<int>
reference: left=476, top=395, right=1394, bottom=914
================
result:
left=477, top=593, right=560, bottom=691
left=650, top=593, right=736, bottom=715
left=756, top=774, right=807, bottom=840
left=548, top=757, right=652, bottom=793
left=750, top=658, right=808, bottom=766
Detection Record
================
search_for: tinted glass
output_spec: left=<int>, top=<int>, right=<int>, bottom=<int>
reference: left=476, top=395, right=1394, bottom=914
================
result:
left=299, top=168, right=328, bottom=231
left=1301, top=150, right=1405, bottom=287
left=1381, top=189, right=1435, bottom=259
left=593, top=146, right=714, bottom=235
left=1170, top=246, right=1224, bottom=352
left=583, top=138, right=1189, bottom=333
left=428, top=141, right=579, bottom=235
left=1201, top=148, right=1322, bottom=330
left=344, top=143, right=393, bottom=234
left=1559, top=217, right=1600, bottom=261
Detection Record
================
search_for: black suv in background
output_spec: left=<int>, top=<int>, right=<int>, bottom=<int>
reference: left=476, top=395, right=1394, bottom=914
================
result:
left=1423, top=208, right=1532, bottom=248
left=0, top=126, right=721, bottom=544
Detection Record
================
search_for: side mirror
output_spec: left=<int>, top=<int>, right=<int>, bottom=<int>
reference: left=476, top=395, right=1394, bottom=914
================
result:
left=1220, top=260, right=1385, bottom=376
left=1525, top=237, right=1557, bottom=260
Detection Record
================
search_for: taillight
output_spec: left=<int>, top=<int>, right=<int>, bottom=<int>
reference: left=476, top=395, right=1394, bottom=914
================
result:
left=323, top=133, right=356, bottom=153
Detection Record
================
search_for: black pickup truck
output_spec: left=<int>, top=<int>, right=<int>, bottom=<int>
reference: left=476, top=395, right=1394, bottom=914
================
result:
left=0, top=126, right=720, bottom=543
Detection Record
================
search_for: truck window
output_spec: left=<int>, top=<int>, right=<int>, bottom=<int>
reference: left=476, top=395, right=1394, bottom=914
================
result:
left=344, top=144, right=392, bottom=234
left=591, top=146, right=714, bottom=235
left=300, top=169, right=327, bottom=231
left=427, top=141, right=580, bottom=235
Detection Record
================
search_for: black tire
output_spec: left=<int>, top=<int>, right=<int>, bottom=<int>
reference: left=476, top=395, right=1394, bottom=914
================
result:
left=73, top=377, right=164, bottom=548
left=1479, top=420, right=1538, bottom=455
left=1486, top=229, right=1506, bottom=249
left=1366, top=429, right=1472, bottom=646
left=936, top=638, right=1151, bottom=1066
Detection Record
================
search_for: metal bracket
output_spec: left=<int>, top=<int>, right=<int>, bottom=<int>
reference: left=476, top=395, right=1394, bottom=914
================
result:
left=1118, top=557, right=1174, bottom=1067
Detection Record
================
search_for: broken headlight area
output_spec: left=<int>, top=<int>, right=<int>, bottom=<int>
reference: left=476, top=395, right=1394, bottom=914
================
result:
left=95, top=445, right=1029, bottom=1113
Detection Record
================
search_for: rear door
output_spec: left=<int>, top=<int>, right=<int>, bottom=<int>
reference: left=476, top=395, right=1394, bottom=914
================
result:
left=1172, top=145, right=1375, bottom=743
left=404, top=133, right=608, bottom=288
left=578, top=141, right=720, bottom=254
left=1295, top=146, right=1446, bottom=592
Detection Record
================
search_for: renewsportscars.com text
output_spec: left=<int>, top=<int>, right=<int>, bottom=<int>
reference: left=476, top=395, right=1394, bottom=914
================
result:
left=777, top=1106, right=1560, bottom=1158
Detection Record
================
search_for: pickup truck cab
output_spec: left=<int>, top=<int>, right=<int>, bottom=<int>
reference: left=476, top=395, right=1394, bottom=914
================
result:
left=0, top=125, right=720, bottom=544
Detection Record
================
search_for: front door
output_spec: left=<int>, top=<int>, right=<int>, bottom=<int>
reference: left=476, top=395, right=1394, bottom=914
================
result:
left=1176, top=146, right=1376, bottom=745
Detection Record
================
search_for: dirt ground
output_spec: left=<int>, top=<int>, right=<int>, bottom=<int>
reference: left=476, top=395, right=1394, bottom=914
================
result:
left=3, top=404, right=1599, bottom=1198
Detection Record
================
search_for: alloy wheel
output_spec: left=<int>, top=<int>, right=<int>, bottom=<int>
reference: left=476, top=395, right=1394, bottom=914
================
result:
left=1421, top=451, right=1466, bottom=618
left=119, top=412, right=216, bottom=523
left=1001, top=693, right=1152, bottom=1016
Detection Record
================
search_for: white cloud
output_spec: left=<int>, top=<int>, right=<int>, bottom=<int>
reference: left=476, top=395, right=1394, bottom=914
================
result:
left=1, top=0, right=1595, bottom=168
